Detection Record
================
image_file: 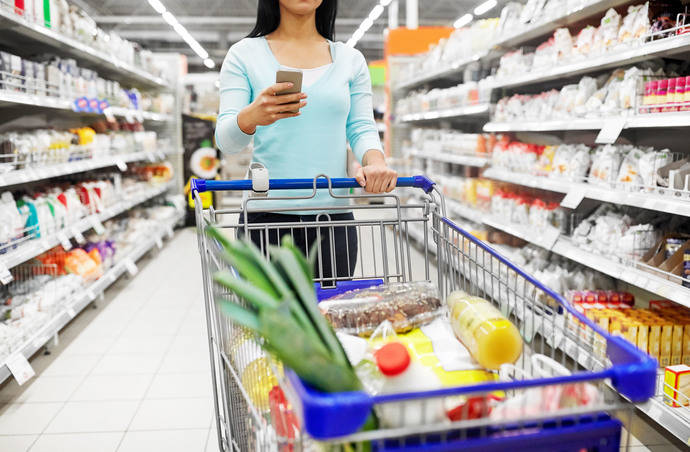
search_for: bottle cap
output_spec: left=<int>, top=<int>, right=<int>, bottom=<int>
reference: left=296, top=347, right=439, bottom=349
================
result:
left=375, top=342, right=410, bottom=376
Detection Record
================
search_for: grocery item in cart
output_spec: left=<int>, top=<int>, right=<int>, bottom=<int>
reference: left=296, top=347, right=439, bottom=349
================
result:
left=319, top=281, right=442, bottom=336
left=447, top=291, right=523, bottom=370
left=374, top=341, right=446, bottom=427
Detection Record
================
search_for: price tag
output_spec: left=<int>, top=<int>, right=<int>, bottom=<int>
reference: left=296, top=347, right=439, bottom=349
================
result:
left=6, top=353, right=35, bottom=385
left=124, top=259, right=138, bottom=277
left=0, top=261, right=12, bottom=285
left=115, top=160, right=127, bottom=172
left=66, top=306, right=77, bottom=318
left=146, top=152, right=156, bottom=162
left=72, top=227, right=86, bottom=245
left=125, top=111, right=135, bottom=123
left=560, top=188, right=586, bottom=209
left=595, top=117, right=626, bottom=144
left=103, top=107, right=116, bottom=122
left=90, top=216, right=106, bottom=235
left=86, top=289, right=96, bottom=300
left=155, top=236, right=163, bottom=249
left=57, top=231, right=72, bottom=251
left=166, top=225, right=174, bottom=238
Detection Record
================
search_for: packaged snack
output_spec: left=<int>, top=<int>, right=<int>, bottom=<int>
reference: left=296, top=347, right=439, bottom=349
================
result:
left=446, top=291, right=523, bottom=370
left=320, top=281, right=442, bottom=336
left=664, top=364, right=690, bottom=407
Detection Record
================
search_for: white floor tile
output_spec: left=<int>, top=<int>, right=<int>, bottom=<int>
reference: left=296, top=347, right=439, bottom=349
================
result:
left=70, top=374, right=154, bottom=402
left=145, top=373, right=212, bottom=399
left=129, top=398, right=212, bottom=431
left=29, top=432, right=122, bottom=452
left=0, top=403, right=63, bottom=435
left=0, top=376, right=83, bottom=404
left=44, top=400, right=139, bottom=433
left=0, top=435, right=36, bottom=452
left=41, top=354, right=102, bottom=377
left=108, top=335, right=174, bottom=355
left=61, top=335, right=118, bottom=356
left=118, top=429, right=208, bottom=452
left=205, top=433, right=222, bottom=452
left=91, top=353, right=164, bottom=376
left=158, top=350, right=211, bottom=374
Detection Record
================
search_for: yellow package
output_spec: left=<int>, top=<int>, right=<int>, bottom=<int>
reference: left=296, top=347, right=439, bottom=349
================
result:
left=463, top=179, right=478, bottom=206
left=621, top=321, right=638, bottom=346
left=369, top=318, right=497, bottom=387
left=648, top=324, right=661, bottom=362
left=683, top=324, right=690, bottom=366
left=636, top=322, right=649, bottom=353
left=672, top=325, right=684, bottom=366
left=664, top=365, right=690, bottom=407
left=660, top=323, right=674, bottom=367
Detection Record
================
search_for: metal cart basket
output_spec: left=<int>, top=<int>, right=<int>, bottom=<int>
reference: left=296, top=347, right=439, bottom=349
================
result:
left=193, top=175, right=656, bottom=452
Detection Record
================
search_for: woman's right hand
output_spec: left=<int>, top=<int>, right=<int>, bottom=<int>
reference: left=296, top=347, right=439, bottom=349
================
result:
left=237, top=82, right=307, bottom=135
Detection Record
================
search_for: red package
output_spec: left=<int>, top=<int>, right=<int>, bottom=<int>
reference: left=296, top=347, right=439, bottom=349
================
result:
left=269, top=386, right=299, bottom=451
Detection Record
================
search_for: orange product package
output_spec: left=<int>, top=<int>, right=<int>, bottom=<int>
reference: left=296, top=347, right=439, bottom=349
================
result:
left=64, top=249, right=103, bottom=282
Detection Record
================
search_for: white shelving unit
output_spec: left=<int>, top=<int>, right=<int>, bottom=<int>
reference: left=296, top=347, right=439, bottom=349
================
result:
left=0, top=6, right=184, bottom=387
left=391, top=0, right=690, bottom=442
left=410, top=151, right=489, bottom=168
left=398, top=104, right=491, bottom=123
left=0, top=150, right=168, bottom=188
left=0, top=7, right=167, bottom=89
left=0, top=208, right=184, bottom=384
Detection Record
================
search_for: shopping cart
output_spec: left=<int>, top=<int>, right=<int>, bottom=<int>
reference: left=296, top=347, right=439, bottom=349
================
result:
left=192, top=175, right=656, bottom=452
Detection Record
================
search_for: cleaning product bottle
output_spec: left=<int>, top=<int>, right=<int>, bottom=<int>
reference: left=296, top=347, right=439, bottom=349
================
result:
left=374, top=342, right=445, bottom=427
left=447, top=291, right=523, bottom=370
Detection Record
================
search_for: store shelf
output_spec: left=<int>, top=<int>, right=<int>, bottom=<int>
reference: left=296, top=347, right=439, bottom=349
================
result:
left=446, top=199, right=487, bottom=225
left=0, top=7, right=167, bottom=90
left=636, top=374, right=690, bottom=445
left=410, top=151, right=489, bottom=168
left=0, top=181, right=173, bottom=276
left=491, top=33, right=690, bottom=90
left=483, top=167, right=690, bottom=217
left=0, top=91, right=173, bottom=122
left=398, top=104, right=491, bottom=123
left=395, top=52, right=490, bottom=91
left=484, top=112, right=690, bottom=132
left=0, top=150, right=167, bottom=188
left=0, top=208, right=184, bottom=385
left=492, top=0, right=633, bottom=50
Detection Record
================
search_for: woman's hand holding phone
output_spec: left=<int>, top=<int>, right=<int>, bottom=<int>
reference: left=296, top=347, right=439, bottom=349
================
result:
left=237, top=82, right=307, bottom=135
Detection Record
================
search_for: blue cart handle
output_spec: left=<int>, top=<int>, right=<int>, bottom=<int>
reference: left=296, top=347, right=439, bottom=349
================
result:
left=191, top=175, right=435, bottom=194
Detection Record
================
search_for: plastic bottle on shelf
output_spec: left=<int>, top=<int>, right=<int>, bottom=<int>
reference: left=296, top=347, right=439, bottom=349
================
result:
left=446, top=291, right=523, bottom=371
left=374, top=342, right=446, bottom=428
left=664, top=78, right=677, bottom=112
left=655, top=79, right=668, bottom=112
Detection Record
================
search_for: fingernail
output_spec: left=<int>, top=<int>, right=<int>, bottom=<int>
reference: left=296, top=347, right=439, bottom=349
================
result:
left=287, top=82, right=294, bottom=87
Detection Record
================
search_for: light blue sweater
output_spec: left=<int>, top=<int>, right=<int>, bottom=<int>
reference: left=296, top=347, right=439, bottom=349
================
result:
left=215, top=37, right=383, bottom=212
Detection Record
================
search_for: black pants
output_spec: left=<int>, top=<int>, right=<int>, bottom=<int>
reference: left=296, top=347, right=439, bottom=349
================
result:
left=239, top=212, right=358, bottom=285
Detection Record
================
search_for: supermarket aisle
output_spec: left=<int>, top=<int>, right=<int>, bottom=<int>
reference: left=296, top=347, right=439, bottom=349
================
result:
left=0, top=228, right=221, bottom=452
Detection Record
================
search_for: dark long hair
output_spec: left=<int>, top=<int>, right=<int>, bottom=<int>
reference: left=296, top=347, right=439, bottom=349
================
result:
left=247, top=0, right=337, bottom=40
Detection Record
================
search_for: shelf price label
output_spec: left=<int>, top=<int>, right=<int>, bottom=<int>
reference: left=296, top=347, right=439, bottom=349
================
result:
left=155, top=235, right=163, bottom=249
left=560, top=188, right=586, bottom=209
left=66, top=305, right=77, bottom=318
left=124, top=259, right=138, bottom=277
left=595, top=117, right=626, bottom=144
left=115, top=160, right=127, bottom=172
left=90, top=216, right=106, bottom=235
left=6, top=353, right=35, bottom=386
left=166, top=225, right=174, bottom=239
left=0, top=261, right=12, bottom=285
left=57, top=231, right=72, bottom=251
left=72, top=227, right=86, bottom=245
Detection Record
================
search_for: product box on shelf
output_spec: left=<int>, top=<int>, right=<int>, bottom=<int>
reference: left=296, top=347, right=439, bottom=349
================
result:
left=641, top=234, right=690, bottom=284
left=664, top=364, right=690, bottom=407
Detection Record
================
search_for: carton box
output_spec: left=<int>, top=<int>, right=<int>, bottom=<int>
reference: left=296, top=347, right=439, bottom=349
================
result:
left=664, top=365, right=690, bottom=407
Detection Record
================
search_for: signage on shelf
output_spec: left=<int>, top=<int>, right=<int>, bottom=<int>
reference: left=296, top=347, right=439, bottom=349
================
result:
left=0, top=262, right=12, bottom=285
left=6, top=353, right=35, bottom=385
left=560, top=188, right=586, bottom=209
left=596, top=118, right=626, bottom=144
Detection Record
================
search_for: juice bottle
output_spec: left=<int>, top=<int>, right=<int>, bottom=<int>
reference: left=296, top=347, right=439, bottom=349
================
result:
left=683, top=76, right=690, bottom=112
left=675, top=77, right=686, bottom=105
left=655, top=79, right=668, bottom=112
left=664, top=78, right=677, bottom=112
left=647, top=80, right=659, bottom=111
left=446, top=291, right=523, bottom=370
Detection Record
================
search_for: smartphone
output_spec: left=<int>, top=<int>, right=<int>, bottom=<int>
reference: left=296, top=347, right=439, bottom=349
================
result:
left=275, top=70, right=303, bottom=113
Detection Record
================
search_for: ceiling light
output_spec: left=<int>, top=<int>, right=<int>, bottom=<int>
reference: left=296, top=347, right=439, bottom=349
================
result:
left=369, top=5, right=384, bottom=21
left=473, top=0, right=497, bottom=15
left=361, top=17, right=374, bottom=31
left=147, top=0, right=166, bottom=14
left=453, top=13, right=473, bottom=28
left=146, top=1, right=212, bottom=65
left=380, top=0, right=393, bottom=5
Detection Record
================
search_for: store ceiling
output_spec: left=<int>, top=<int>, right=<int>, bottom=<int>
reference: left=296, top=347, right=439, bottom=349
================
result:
left=75, top=0, right=479, bottom=70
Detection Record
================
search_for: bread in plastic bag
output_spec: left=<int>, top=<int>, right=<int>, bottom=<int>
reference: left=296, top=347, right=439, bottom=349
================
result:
left=319, top=281, right=443, bottom=336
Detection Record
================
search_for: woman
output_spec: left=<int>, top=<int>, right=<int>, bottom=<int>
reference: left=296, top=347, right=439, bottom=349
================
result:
left=216, top=0, right=396, bottom=283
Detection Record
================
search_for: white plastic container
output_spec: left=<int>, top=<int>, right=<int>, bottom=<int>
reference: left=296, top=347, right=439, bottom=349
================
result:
left=374, top=342, right=446, bottom=428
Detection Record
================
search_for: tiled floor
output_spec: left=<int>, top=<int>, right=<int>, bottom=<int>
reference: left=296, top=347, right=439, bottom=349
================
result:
left=0, top=226, right=682, bottom=451
left=0, top=228, right=221, bottom=452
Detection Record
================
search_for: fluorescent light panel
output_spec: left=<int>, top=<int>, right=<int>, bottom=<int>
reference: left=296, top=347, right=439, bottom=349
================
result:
left=474, top=0, right=497, bottom=15
left=146, top=0, right=214, bottom=68
left=454, top=13, right=473, bottom=28
left=347, top=0, right=393, bottom=48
